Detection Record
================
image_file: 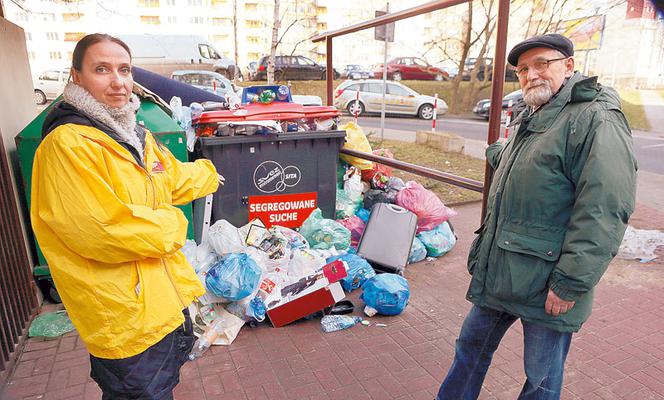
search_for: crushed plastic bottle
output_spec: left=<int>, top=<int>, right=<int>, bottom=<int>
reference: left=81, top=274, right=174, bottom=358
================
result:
left=320, top=315, right=362, bottom=333
left=188, top=317, right=226, bottom=361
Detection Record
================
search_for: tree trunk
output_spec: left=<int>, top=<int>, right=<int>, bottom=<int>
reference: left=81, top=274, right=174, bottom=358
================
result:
left=268, top=0, right=280, bottom=84
left=449, top=1, right=473, bottom=115
left=233, top=0, right=239, bottom=83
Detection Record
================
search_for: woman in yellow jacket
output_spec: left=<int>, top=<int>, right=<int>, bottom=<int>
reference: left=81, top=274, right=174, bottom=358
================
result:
left=31, top=34, right=221, bottom=399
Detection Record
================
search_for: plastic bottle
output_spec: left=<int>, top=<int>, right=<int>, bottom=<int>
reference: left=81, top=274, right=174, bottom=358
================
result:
left=188, top=317, right=226, bottom=361
left=320, top=315, right=363, bottom=333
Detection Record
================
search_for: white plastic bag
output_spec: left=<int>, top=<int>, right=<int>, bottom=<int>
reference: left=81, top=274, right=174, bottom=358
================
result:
left=618, top=226, right=664, bottom=262
left=208, top=220, right=246, bottom=255
left=188, top=302, right=244, bottom=346
left=288, top=249, right=326, bottom=279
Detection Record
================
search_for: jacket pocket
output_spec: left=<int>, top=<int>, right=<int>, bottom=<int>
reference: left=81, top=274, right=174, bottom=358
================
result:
left=466, top=222, right=486, bottom=275
left=490, top=227, right=564, bottom=304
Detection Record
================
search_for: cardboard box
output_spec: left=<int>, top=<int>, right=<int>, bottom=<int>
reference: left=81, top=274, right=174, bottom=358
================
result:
left=266, top=260, right=347, bottom=328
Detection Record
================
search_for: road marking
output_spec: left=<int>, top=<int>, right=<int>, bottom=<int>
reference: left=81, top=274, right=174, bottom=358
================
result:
left=641, top=143, right=664, bottom=149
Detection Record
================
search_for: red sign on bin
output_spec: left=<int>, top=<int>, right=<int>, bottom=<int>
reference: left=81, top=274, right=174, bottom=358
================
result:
left=248, top=192, right=317, bottom=228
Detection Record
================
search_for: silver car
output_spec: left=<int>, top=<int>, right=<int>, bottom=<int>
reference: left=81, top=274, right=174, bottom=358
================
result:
left=34, top=69, right=69, bottom=105
left=333, top=79, right=448, bottom=120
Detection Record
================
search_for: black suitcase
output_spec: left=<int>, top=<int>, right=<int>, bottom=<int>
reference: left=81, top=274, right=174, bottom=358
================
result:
left=356, top=203, right=418, bottom=275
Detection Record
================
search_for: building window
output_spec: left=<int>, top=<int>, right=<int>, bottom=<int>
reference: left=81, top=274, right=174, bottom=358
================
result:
left=64, top=32, right=86, bottom=42
left=317, top=23, right=327, bottom=31
left=247, top=36, right=260, bottom=45
left=62, top=13, right=84, bottom=22
left=212, top=34, right=229, bottom=42
left=49, top=52, right=62, bottom=60
left=166, top=0, right=176, bottom=4
left=140, top=15, right=161, bottom=24
left=139, top=0, right=160, bottom=6
left=29, top=52, right=38, bottom=61
left=46, top=32, right=59, bottom=40
left=16, top=12, right=29, bottom=22
left=190, top=16, right=205, bottom=24
left=187, top=0, right=202, bottom=5
left=167, top=16, right=178, bottom=24
left=212, top=17, right=229, bottom=26
left=41, top=13, right=56, bottom=22
left=26, top=32, right=32, bottom=41
left=316, top=6, right=327, bottom=14
left=245, top=20, right=261, bottom=28
left=248, top=52, right=260, bottom=61
left=245, top=3, right=257, bottom=12
left=67, top=51, right=74, bottom=61
left=211, top=0, right=226, bottom=5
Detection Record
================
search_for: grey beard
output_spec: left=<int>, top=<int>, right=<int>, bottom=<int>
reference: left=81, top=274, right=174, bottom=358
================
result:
left=523, top=83, right=553, bottom=107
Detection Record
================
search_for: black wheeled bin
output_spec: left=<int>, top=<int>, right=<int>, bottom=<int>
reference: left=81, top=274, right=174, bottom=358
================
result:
left=196, top=131, right=346, bottom=229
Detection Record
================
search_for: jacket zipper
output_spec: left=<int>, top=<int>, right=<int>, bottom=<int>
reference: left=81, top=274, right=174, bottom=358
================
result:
left=143, top=166, right=188, bottom=309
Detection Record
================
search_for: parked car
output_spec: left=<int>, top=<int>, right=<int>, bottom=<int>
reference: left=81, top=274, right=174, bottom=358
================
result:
left=34, top=69, right=69, bottom=105
left=473, top=89, right=524, bottom=120
left=342, top=65, right=372, bottom=80
left=373, top=57, right=449, bottom=81
left=462, top=57, right=518, bottom=82
left=253, top=55, right=340, bottom=81
left=333, top=79, right=448, bottom=120
left=170, top=70, right=240, bottom=98
left=117, top=34, right=239, bottom=79
left=246, top=61, right=258, bottom=81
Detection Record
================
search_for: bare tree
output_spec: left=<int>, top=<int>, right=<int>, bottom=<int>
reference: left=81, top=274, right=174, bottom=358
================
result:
left=268, top=0, right=281, bottom=84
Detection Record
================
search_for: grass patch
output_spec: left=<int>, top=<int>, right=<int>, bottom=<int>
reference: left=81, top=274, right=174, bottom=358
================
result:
left=367, top=137, right=485, bottom=205
left=618, top=89, right=651, bottom=132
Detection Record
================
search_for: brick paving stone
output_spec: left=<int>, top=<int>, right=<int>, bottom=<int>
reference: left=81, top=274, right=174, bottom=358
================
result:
left=5, top=202, right=664, bottom=400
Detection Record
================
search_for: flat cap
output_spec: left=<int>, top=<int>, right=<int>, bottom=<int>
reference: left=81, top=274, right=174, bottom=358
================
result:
left=507, top=33, right=574, bottom=66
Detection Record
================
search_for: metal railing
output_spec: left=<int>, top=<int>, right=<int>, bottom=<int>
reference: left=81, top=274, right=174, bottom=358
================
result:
left=340, top=148, right=484, bottom=193
left=313, top=0, right=511, bottom=215
left=0, top=135, right=38, bottom=385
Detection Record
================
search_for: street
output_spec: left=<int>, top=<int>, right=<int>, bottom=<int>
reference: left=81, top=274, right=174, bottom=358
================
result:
left=357, top=115, right=664, bottom=175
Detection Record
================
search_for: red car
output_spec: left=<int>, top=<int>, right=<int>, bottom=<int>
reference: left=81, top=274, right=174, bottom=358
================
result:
left=374, top=57, right=449, bottom=81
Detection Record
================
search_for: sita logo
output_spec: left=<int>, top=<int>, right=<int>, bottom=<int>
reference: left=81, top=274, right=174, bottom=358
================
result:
left=253, top=160, right=301, bottom=193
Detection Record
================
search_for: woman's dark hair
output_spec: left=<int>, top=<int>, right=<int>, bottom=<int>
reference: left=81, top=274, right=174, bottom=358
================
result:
left=72, top=33, right=132, bottom=71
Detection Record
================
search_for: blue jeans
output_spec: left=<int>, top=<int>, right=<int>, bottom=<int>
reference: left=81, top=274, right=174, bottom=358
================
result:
left=437, top=305, right=572, bottom=400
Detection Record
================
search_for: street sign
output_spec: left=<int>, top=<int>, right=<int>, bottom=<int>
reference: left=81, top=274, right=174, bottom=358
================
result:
left=374, top=10, right=395, bottom=42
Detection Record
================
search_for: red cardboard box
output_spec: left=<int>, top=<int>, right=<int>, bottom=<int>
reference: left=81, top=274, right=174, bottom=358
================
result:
left=266, top=261, right=347, bottom=328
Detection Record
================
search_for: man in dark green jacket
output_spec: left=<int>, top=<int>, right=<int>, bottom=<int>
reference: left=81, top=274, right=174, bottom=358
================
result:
left=437, top=34, right=637, bottom=400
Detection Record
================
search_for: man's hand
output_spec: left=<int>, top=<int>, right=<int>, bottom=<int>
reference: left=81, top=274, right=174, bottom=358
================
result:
left=218, top=174, right=225, bottom=186
left=545, top=289, right=575, bottom=317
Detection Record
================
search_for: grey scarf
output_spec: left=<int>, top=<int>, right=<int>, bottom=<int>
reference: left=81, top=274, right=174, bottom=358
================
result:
left=63, top=82, right=144, bottom=157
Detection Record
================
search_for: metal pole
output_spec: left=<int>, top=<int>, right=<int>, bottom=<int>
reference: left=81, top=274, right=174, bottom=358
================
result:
left=432, top=93, right=438, bottom=132
left=481, top=0, right=510, bottom=220
left=380, top=2, right=390, bottom=143
left=326, top=37, right=333, bottom=105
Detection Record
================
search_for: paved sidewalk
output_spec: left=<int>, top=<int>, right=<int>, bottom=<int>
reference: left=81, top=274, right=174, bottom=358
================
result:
left=3, top=199, right=664, bottom=400
left=640, top=90, right=664, bottom=135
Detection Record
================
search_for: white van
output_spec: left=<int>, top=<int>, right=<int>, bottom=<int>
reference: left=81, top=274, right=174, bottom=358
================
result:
left=117, top=34, right=238, bottom=79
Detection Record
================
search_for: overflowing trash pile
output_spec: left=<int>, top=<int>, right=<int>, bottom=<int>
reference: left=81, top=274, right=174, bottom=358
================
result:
left=169, top=85, right=340, bottom=152
left=336, top=121, right=457, bottom=263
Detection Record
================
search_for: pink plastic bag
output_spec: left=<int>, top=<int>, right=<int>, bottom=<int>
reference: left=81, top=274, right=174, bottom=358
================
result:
left=396, top=181, right=457, bottom=233
left=337, top=216, right=366, bottom=248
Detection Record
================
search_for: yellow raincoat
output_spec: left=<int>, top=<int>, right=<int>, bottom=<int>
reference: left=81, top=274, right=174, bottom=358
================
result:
left=31, top=123, right=218, bottom=359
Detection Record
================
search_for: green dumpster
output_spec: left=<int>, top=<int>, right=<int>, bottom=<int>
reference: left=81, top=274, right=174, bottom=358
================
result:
left=15, top=96, right=194, bottom=302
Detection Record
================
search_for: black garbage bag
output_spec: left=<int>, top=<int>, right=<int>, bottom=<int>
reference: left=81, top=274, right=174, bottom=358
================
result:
left=363, top=189, right=398, bottom=211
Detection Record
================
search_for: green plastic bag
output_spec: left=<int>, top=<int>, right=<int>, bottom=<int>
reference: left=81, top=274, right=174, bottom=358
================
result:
left=336, top=189, right=362, bottom=220
left=299, top=209, right=351, bottom=250
left=28, top=310, right=75, bottom=338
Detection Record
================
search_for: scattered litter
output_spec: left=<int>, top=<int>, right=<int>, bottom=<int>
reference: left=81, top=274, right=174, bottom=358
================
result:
left=618, top=225, right=664, bottom=263
left=321, top=315, right=363, bottom=333
left=361, top=320, right=371, bottom=326
left=376, top=323, right=387, bottom=327
left=29, top=311, right=75, bottom=338
left=364, top=306, right=378, bottom=317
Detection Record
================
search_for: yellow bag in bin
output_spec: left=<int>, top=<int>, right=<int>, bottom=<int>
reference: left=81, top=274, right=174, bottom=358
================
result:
left=339, top=121, right=374, bottom=170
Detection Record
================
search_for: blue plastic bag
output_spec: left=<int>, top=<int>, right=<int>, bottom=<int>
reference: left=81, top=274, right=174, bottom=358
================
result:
left=355, top=208, right=370, bottom=223
left=408, top=237, right=427, bottom=264
left=360, top=274, right=410, bottom=316
left=327, top=253, right=376, bottom=292
left=417, top=222, right=456, bottom=257
left=206, top=253, right=262, bottom=301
